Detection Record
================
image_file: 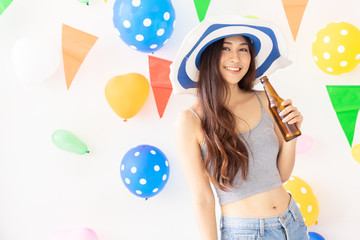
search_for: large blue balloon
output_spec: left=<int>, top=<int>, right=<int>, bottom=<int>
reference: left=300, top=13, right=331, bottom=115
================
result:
left=113, top=0, right=175, bottom=53
left=120, top=144, right=170, bottom=198
left=308, top=232, right=325, bottom=240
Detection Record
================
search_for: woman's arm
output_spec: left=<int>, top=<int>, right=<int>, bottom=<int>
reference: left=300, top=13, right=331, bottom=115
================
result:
left=174, top=110, right=218, bottom=240
left=257, top=91, right=303, bottom=183
left=275, top=99, right=303, bottom=183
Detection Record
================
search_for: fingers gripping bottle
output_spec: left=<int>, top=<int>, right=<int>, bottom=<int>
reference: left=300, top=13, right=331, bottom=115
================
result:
left=260, top=76, right=301, bottom=142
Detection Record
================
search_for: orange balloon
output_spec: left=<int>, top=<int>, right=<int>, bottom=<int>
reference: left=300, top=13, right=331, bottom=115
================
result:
left=105, top=73, right=150, bottom=121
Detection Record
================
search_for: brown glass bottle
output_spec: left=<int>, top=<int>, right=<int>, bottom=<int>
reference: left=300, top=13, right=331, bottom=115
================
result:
left=260, top=76, right=301, bottom=142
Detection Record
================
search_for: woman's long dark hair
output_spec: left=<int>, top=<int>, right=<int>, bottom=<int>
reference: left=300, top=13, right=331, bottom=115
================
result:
left=197, top=36, right=256, bottom=191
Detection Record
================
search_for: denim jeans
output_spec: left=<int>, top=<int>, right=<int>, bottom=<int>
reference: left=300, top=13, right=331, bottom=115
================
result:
left=220, top=196, right=308, bottom=240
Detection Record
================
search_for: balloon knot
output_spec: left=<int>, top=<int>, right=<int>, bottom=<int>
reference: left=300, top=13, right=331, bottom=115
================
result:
left=123, top=119, right=127, bottom=122
left=86, top=151, right=90, bottom=153
left=145, top=198, right=148, bottom=201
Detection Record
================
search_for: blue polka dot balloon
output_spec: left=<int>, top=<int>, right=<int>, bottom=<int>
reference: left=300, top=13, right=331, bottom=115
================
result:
left=120, top=145, right=170, bottom=199
left=308, top=232, right=325, bottom=240
left=113, top=0, right=175, bottom=53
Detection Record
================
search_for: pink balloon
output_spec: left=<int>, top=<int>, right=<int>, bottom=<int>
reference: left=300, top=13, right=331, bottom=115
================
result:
left=49, top=228, right=99, bottom=240
left=296, top=134, right=314, bottom=155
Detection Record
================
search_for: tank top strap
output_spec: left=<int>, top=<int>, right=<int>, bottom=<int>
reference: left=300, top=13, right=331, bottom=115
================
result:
left=187, top=108, right=201, bottom=121
left=253, top=91, right=265, bottom=111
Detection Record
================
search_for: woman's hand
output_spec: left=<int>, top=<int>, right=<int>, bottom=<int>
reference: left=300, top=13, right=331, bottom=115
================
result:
left=279, top=99, right=303, bottom=129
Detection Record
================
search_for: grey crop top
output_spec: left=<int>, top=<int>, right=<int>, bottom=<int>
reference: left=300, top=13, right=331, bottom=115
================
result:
left=188, top=92, right=282, bottom=206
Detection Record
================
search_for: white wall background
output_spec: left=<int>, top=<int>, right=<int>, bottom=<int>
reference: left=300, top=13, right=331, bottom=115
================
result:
left=1, top=0, right=360, bottom=239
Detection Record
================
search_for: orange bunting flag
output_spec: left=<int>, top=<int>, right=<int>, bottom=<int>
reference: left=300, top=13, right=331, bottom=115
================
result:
left=148, top=55, right=173, bottom=118
left=62, top=24, right=98, bottom=90
left=281, top=0, right=309, bottom=41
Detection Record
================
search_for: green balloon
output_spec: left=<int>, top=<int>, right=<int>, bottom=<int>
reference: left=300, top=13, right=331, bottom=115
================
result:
left=52, top=129, right=89, bottom=155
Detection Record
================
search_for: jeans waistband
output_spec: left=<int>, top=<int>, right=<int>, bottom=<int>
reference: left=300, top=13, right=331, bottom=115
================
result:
left=221, top=195, right=299, bottom=231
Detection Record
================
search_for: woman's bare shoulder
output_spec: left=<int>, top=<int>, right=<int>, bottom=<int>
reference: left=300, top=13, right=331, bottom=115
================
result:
left=174, top=104, right=203, bottom=145
left=254, top=90, right=272, bottom=113
left=175, top=110, right=200, bottom=130
left=253, top=90, right=269, bottom=105
left=254, top=90, right=267, bottom=100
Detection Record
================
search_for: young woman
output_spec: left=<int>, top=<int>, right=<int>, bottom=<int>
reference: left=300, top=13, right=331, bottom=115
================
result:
left=171, top=16, right=308, bottom=240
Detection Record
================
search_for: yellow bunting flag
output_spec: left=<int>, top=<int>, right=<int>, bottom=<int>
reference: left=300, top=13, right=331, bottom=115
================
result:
left=281, top=0, right=309, bottom=41
left=62, top=24, right=98, bottom=90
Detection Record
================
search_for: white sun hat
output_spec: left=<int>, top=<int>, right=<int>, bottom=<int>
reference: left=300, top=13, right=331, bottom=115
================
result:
left=169, top=15, right=292, bottom=95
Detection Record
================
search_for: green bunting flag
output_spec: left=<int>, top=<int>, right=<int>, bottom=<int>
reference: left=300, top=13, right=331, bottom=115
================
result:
left=326, top=85, right=360, bottom=147
left=0, top=0, right=13, bottom=15
left=193, top=0, right=211, bottom=22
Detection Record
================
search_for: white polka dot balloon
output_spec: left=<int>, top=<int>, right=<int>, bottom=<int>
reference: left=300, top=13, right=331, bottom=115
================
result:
left=312, top=22, right=360, bottom=75
left=120, top=145, right=170, bottom=199
left=283, top=176, right=319, bottom=227
left=113, top=0, right=175, bottom=53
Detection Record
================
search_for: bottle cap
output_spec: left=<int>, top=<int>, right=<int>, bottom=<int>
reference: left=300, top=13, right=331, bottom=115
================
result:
left=260, top=76, right=268, bottom=83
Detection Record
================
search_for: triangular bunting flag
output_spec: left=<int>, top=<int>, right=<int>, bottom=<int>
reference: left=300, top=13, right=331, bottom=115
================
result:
left=148, top=55, right=173, bottom=118
left=193, top=0, right=211, bottom=22
left=78, top=0, right=90, bottom=5
left=281, top=0, right=309, bottom=41
left=152, top=87, right=173, bottom=118
left=62, top=24, right=98, bottom=90
left=326, top=85, right=360, bottom=147
left=0, top=0, right=13, bottom=15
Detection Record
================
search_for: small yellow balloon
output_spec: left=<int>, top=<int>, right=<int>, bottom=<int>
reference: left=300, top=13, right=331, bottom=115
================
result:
left=351, top=144, right=360, bottom=163
left=312, top=22, right=360, bottom=75
left=283, top=176, right=319, bottom=227
left=105, top=73, right=150, bottom=121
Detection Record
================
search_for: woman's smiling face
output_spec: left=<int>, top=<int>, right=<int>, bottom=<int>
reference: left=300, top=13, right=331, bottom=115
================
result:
left=219, top=35, right=251, bottom=86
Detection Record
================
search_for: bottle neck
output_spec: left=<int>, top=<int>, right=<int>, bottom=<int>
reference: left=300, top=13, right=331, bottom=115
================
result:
left=260, top=76, right=282, bottom=103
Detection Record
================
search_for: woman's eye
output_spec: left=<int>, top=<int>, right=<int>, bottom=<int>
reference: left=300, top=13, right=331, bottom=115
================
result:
left=239, top=48, right=248, bottom=52
left=222, top=47, right=230, bottom=51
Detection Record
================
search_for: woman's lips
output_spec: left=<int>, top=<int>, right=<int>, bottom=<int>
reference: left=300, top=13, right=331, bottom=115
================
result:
left=224, top=66, right=242, bottom=73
